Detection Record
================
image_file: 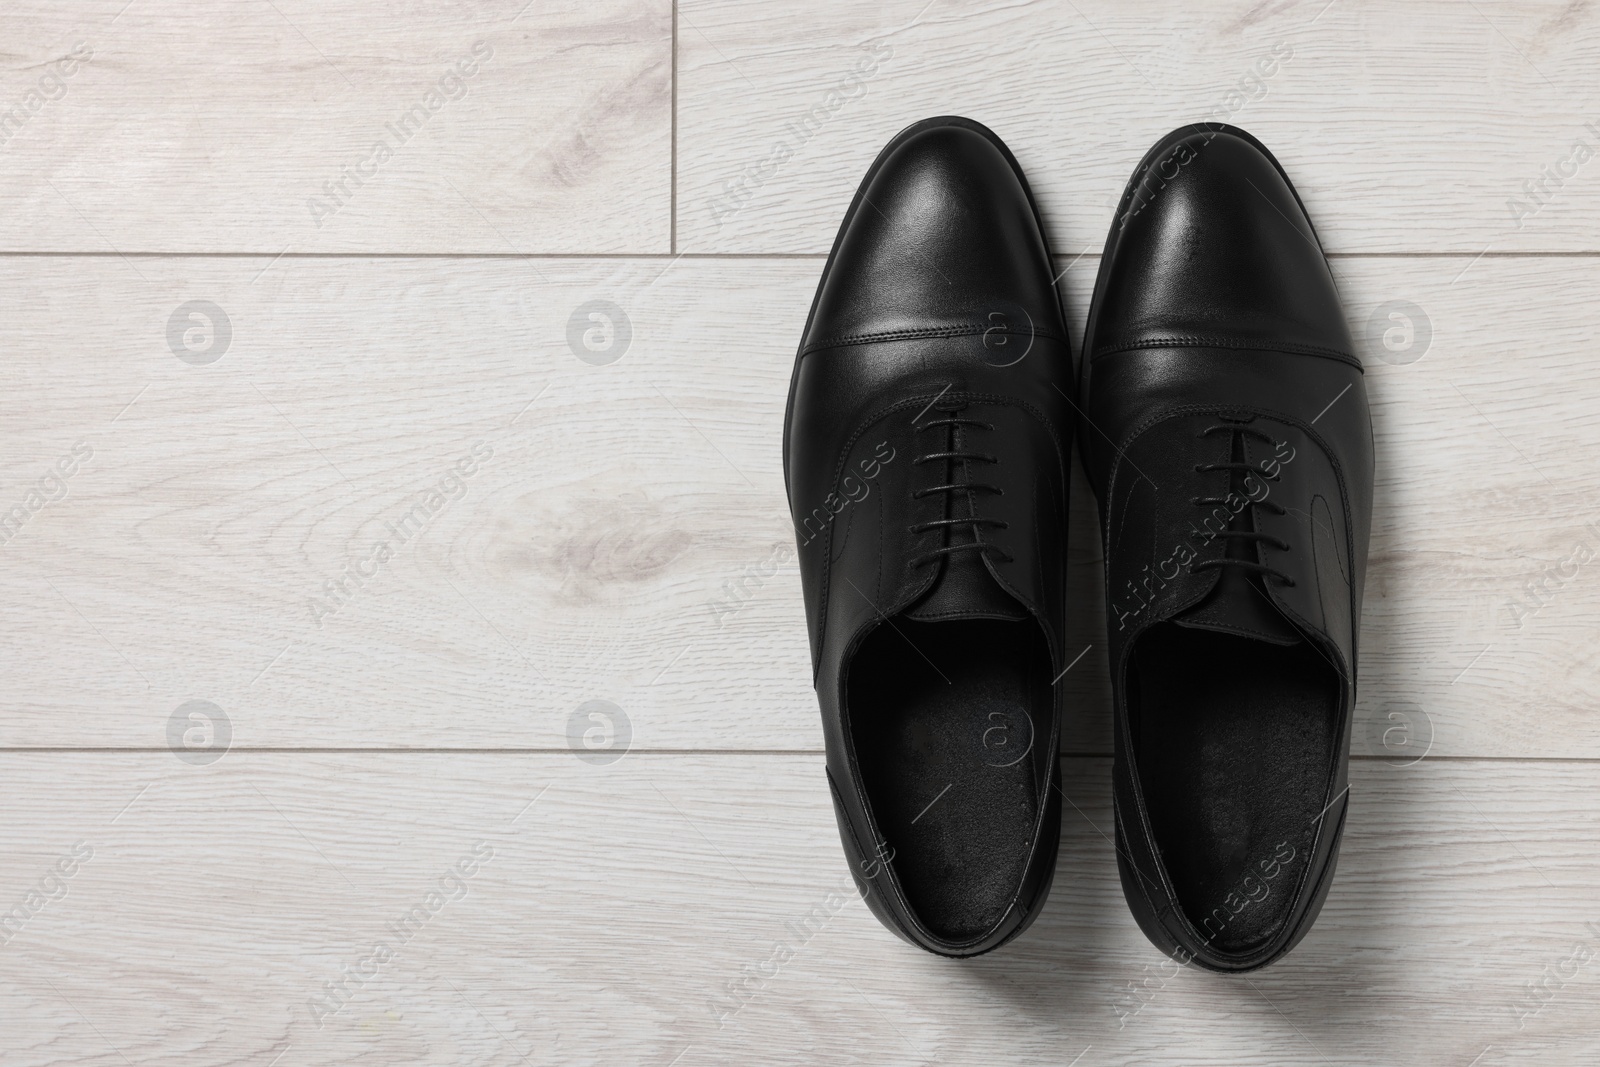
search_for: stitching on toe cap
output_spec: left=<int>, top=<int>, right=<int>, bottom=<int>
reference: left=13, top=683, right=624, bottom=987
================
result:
left=804, top=322, right=1068, bottom=355
left=1092, top=335, right=1363, bottom=370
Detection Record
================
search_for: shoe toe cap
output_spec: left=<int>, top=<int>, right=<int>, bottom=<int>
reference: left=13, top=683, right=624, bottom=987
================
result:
left=1094, top=126, right=1353, bottom=359
left=803, top=118, right=1063, bottom=354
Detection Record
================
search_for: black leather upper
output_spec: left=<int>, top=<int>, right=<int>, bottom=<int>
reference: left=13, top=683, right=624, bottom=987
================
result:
left=1081, top=124, right=1373, bottom=971
left=785, top=117, right=1074, bottom=956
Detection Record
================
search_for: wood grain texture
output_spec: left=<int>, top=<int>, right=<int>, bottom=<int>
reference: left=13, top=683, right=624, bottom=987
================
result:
left=677, top=0, right=1600, bottom=254
left=0, top=0, right=671, bottom=253
left=1, top=254, right=1597, bottom=756
left=2, top=3, right=1599, bottom=1063
left=0, top=753, right=1596, bottom=1066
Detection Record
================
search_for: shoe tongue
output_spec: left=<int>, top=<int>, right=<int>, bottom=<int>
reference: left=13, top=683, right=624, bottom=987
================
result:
left=903, top=550, right=1029, bottom=622
left=1173, top=560, right=1303, bottom=645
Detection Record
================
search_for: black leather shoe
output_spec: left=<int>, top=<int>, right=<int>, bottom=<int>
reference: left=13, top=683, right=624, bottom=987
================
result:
left=784, top=116, right=1075, bottom=956
left=1079, top=124, right=1373, bottom=972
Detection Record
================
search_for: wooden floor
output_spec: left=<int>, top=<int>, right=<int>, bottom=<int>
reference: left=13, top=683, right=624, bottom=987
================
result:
left=2, top=1, right=1599, bottom=1064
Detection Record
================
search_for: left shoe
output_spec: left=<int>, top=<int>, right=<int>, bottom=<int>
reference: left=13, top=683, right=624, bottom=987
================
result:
left=1079, top=124, right=1374, bottom=971
left=784, top=116, right=1076, bottom=957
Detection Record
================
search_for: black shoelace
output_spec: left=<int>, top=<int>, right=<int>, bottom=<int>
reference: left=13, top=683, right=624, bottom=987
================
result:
left=907, top=403, right=1012, bottom=570
left=1187, top=422, right=1295, bottom=587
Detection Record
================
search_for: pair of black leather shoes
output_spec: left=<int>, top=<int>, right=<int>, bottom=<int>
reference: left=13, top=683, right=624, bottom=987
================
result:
left=784, top=117, right=1372, bottom=971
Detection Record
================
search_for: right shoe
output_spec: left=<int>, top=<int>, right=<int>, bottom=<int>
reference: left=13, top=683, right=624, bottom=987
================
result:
left=784, top=116, right=1076, bottom=956
left=1079, top=124, right=1374, bottom=971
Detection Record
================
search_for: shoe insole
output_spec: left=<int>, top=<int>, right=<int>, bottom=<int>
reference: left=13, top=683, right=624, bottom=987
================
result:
left=847, top=618, right=1050, bottom=941
left=1130, top=623, right=1338, bottom=954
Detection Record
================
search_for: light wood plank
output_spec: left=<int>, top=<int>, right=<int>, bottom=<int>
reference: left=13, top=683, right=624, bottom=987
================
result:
left=678, top=0, right=1600, bottom=254
left=1, top=5, right=1595, bottom=1065
left=1, top=254, right=1596, bottom=755
left=0, top=0, right=670, bottom=253
left=0, top=753, right=1597, bottom=1065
